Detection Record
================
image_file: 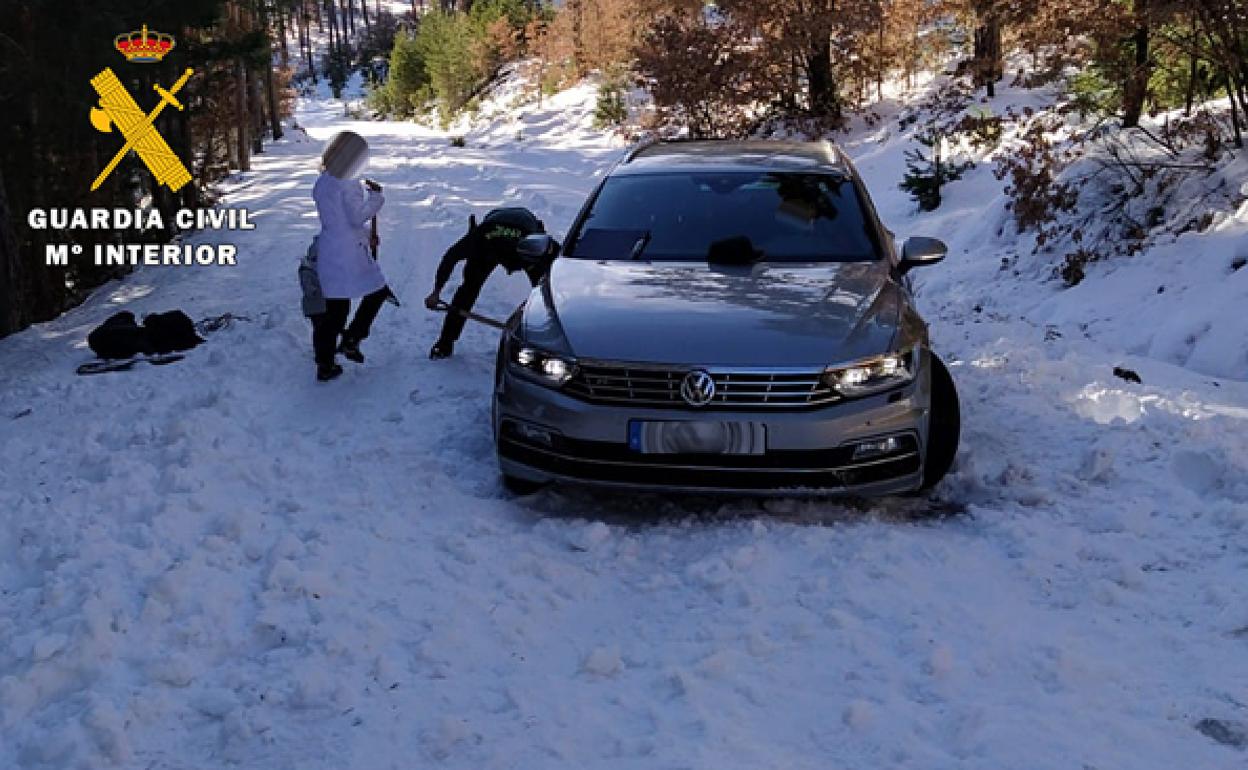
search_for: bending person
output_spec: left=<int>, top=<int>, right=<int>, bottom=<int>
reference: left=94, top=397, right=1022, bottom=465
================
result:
left=311, top=130, right=391, bottom=381
left=424, top=207, right=557, bottom=360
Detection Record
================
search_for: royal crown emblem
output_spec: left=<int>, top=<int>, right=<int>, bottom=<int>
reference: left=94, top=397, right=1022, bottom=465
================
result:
left=114, top=25, right=175, bottom=63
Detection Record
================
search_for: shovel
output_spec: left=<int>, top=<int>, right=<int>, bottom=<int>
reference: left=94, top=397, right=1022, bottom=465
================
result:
left=431, top=300, right=507, bottom=330
left=367, top=181, right=401, bottom=307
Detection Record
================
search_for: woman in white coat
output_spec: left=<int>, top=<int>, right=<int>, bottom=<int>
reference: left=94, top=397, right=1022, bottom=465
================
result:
left=311, top=131, right=390, bottom=381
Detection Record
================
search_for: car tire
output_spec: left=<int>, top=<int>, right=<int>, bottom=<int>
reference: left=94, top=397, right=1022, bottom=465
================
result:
left=920, top=353, right=960, bottom=491
left=502, top=474, right=547, bottom=496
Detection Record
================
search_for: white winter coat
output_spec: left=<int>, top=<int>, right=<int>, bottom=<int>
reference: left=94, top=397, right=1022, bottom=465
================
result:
left=312, top=172, right=386, bottom=298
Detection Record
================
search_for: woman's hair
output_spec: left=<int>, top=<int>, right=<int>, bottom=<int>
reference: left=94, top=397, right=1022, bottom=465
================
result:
left=321, top=131, right=369, bottom=179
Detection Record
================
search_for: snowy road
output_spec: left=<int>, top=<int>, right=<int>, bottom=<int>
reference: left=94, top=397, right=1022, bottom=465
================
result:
left=1, top=84, right=1246, bottom=769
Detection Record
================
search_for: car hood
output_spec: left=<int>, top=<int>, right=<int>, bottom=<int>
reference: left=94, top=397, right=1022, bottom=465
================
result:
left=530, top=258, right=903, bottom=367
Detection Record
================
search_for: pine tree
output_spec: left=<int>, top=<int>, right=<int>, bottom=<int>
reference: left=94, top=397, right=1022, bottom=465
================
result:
left=899, top=129, right=972, bottom=212
left=593, top=71, right=629, bottom=129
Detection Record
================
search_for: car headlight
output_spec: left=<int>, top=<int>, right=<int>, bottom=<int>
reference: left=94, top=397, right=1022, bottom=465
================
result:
left=822, top=348, right=917, bottom=397
left=509, top=340, right=576, bottom=387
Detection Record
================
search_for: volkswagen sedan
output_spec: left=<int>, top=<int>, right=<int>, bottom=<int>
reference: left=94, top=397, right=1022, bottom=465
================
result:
left=492, top=140, right=959, bottom=496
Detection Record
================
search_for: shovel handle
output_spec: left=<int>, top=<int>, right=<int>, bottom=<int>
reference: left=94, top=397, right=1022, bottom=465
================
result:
left=432, top=301, right=507, bottom=330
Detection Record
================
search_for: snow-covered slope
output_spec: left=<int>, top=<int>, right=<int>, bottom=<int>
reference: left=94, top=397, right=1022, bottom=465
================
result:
left=845, top=75, right=1248, bottom=383
left=1, top=70, right=1246, bottom=770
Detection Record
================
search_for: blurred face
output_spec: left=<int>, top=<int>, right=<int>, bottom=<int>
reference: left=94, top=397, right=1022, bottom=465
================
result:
left=322, top=132, right=369, bottom=179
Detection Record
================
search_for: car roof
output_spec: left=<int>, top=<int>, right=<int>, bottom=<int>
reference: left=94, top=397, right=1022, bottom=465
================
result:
left=614, top=139, right=853, bottom=177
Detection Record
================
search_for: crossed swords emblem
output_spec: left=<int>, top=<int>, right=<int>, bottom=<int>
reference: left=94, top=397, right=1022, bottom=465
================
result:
left=89, top=67, right=194, bottom=192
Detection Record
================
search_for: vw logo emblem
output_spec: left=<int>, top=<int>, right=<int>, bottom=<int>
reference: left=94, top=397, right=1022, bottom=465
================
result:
left=680, top=370, right=716, bottom=407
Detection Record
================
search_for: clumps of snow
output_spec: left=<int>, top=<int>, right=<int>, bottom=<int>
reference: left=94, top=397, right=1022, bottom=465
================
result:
left=1071, top=385, right=1148, bottom=425
left=924, top=643, right=956, bottom=678
left=581, top=645, right=624, bottom=677
left=83, top=700, right=132, bottom=765
left=190, top=687, right=240, bottom=719
left=567, top=520, right=612, bottom=552
left=146, top=654, right=196, bottom=688
left=426, top=716, right=476, bottom=760
left=30, top=634, right=68, bottom=663
left=842, top=699, right=875, bottom=730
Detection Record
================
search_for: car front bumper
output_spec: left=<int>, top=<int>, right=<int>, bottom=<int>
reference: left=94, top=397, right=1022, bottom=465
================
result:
left=493, top=361, right=932, bottom=496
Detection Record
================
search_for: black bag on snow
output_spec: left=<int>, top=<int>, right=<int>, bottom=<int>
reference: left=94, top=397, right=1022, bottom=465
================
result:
left=86, top=310, right=203, bottom=360
left=142, top=310, right=203, bottom=354
left=87, top=312, right=152, bottom=359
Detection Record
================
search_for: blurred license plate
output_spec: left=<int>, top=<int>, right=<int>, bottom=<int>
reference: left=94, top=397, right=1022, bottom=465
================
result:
left=628, top=421, right=766, bottom=455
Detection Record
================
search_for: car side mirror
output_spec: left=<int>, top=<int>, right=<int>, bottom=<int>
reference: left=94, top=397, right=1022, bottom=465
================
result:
left=899, top=236, right=947, bottom=273
left=516, top=234, right=555, bottom=263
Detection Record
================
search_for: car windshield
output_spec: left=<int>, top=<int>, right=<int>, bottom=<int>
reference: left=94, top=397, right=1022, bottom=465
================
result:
left=566, top=171, right=880, bottom=263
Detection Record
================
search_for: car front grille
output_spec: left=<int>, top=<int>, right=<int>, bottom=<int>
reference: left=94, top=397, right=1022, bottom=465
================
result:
left=565, top=361, right=838, bottom=410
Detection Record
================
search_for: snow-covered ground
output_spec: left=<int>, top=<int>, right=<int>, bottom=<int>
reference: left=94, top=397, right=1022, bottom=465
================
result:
left=1, top=69, right=1247, bottom=770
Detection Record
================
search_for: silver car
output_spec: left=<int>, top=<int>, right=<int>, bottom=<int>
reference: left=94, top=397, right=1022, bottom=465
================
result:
left=493, top=140, right=960, bottom=496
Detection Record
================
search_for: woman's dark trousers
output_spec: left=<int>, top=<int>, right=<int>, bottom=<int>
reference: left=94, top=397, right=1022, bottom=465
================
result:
left=312, top=286, right=389, bottom=366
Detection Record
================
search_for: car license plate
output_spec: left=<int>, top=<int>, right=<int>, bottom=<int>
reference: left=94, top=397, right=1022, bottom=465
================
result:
left=628, top=421, right=766, bottom=455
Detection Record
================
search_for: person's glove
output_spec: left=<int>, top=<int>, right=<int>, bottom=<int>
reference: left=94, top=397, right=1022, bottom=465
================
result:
left=424, top=291, right=442, bottom=310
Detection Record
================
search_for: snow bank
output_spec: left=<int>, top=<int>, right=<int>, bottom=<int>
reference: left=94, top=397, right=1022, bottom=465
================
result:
left=844, top=75, right=1248, bottom=382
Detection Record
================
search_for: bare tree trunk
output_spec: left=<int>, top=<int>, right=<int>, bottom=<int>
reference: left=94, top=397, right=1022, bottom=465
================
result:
left=1185, top=43, right=1197, bottom=116
left=1122, top=0, right=1150, bottom=128
left=0, top=167, right=20, bottom=337
left=265, top=66, right=284, bottom=140
left=277, top=6, right=290, bottom=67
left=224, top=124, right=235, bottom=176
left=301, top=2, right=317, bottom=80
left=251, top=70, right=266, bottom=153
left=1227, top=74, right=1243, bottom=148
left=326, top=0, right=337, bottom=56
left=973, top=2, right=1002, bottom=98
left=877, top=17, right=885, bottom=101
left=236, top=60, right=251, bottom=171
left=1232, top=72, right=1248, bottom=148
left=258, top=1, right=285, bottom=140
left=570, top=0, right=585, bottom=75
left=806, top=38, right=839, bottom=120
left=177, top=107, right=200, bottom=209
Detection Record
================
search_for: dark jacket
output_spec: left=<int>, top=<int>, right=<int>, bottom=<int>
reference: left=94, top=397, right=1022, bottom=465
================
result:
left=433, top=207, right=552, bottom=293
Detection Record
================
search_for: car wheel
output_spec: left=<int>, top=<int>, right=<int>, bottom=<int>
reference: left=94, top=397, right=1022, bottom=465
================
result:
left=921, top=353, right=960, bottom=491
left=502, top=474, right=547, bottom=496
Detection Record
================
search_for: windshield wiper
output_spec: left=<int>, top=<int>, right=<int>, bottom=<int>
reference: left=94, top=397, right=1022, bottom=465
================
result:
left=629, top=231, right=652, bottom=260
